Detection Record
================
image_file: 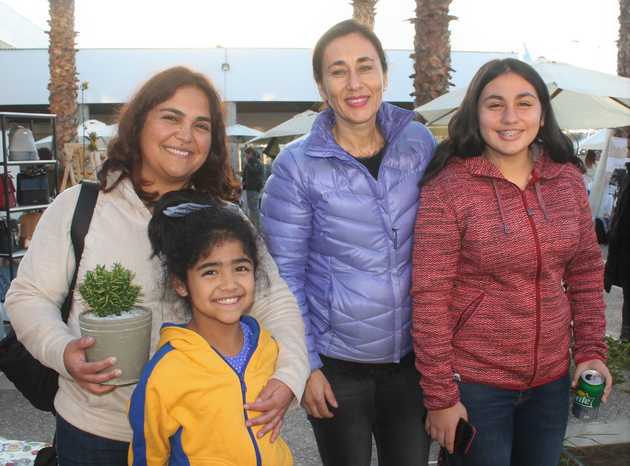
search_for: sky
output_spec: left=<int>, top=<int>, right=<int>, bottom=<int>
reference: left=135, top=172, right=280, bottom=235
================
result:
left=1, top=0, right=622, bottom=74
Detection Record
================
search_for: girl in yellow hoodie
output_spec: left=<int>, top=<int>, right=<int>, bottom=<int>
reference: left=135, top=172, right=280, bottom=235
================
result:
left=128, top=190, right=292, bottom=466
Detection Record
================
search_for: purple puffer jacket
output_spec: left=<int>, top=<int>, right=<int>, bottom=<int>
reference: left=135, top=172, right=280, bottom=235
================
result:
left=261, top=103, right=435, bottom=370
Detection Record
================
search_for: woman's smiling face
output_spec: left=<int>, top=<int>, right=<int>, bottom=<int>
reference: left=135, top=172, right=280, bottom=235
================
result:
left=317, top=32, right=387, bottom=128
left=139, top=85, right=212, bottom=195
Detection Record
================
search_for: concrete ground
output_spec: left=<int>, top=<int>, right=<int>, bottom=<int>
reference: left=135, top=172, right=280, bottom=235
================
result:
left=1, top=251, right=627, bottom=465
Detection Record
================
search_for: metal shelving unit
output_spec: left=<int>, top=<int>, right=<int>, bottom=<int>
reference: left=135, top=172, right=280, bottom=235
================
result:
left=0, top=112, right=58, bottom=281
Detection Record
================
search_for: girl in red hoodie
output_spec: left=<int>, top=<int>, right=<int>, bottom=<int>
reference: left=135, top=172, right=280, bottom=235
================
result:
left=411, top=58, right=612, bottom=466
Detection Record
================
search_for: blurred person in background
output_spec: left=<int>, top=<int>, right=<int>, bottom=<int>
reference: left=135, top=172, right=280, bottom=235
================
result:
left=606, top=161, right=630, bottom=341
left=242, top=146, right=264, bottom=228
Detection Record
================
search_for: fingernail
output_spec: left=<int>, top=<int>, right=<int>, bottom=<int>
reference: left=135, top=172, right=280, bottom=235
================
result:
left=114, top=369, right=122, bottom=377
left=109, top=357, right=117, bottom=364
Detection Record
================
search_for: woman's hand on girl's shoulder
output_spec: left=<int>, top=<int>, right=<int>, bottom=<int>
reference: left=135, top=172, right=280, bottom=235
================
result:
left=63, top=337, right=120, bottom=395
left=426, top=401, right=468, bottom=455
left=572, top=359, right=613, bottom=403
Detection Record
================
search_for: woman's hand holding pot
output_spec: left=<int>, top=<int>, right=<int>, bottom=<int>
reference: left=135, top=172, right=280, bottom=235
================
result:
left=63, top=336, right=120, bottom=395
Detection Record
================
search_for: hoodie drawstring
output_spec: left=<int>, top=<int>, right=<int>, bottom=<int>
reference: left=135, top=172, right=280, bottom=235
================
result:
left=491, top=178, right=550, bottom=235
left=491, top=179, right=510, bottom=235
left=533, top=181, right=550, bottom=222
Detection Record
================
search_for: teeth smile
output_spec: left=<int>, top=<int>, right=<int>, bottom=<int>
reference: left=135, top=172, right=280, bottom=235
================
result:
left=164, top=147, right=191, bottom=157
left=498, top=130, right=520, bottom=137
left=216, top=297, right=239, bottom=304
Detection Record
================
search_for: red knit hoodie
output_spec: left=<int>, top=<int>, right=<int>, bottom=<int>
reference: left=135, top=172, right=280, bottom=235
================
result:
left=411, top=153, right=607, bottom=411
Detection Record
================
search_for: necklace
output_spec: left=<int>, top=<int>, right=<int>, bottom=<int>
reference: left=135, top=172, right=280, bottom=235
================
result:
left=332, top=126, right=384, bottom=158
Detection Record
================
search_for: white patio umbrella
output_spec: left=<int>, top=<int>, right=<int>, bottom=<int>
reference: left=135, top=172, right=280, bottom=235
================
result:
left=226, top=124, right=263, bottom=142
left=36, top=120, right=118, bottom=151
left=415, top=59, right=630, bottom=130
left=78, top=119, right=117, bottom=139
left=249, top=110, right=319, bottom=143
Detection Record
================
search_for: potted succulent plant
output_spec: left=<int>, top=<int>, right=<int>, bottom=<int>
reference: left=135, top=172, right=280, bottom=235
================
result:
left=78, top=263, right=151, bottom=385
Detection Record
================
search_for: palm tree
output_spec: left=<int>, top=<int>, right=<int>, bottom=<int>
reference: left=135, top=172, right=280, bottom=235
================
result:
left=352, top=0, right=378, bottom=30
left=48, top=0, right=78, bottom=160
left=410, top=0, right=456, bottom=108
left=619, top=0, right=630, bottom=78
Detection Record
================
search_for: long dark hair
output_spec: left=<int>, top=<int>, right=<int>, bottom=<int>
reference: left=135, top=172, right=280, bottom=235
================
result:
left=148, top=190, right=259, bottom=286
left=99, top=66, right=235, bottom=203
left=423, top=58, right=581, bottom=182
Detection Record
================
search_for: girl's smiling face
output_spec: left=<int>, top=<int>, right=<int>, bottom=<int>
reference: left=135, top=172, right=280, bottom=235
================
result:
left=478, top=71, right=544, bottom=162
left=174, top=239, right=255, bottom=330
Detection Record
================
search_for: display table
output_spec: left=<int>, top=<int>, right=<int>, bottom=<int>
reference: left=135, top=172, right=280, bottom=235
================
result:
left=0, top=437, right=49, bottom=465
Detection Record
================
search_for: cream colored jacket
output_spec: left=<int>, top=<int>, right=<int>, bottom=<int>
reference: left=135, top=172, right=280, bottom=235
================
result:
left=5, top=177, right=308, bottom=442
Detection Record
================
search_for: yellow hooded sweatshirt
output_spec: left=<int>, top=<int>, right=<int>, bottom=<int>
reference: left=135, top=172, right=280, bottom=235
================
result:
left=128, top=316, right=292, bottom=466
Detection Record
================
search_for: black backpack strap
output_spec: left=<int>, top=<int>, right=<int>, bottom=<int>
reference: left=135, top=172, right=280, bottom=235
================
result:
left=60, top=181, right=99, bottom=323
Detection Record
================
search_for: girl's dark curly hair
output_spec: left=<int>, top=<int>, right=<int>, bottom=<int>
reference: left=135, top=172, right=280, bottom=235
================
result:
left=148, top=190, right=259, bottom=286
left=99, top=66, right=236, bottom=203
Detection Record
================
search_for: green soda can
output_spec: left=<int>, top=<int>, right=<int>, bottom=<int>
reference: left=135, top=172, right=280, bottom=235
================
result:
left=572, top=369, right=604, bottom=419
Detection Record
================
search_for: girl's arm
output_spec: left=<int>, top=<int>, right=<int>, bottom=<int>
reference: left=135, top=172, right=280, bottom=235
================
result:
left=411, top=182, right=462, bottom=410
left=411, top=181, right=466, bottom=454
left=128, top=359, right=177, bottom=466
left=564, top=173, right=607, bottom=364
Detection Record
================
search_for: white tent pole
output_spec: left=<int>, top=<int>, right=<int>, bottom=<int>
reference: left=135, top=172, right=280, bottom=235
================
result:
left=588, top=129, right=613, bottom=218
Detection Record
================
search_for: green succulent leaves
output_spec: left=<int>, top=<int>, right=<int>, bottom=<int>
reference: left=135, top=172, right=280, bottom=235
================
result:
left=79, top=263, right=141, bottom=317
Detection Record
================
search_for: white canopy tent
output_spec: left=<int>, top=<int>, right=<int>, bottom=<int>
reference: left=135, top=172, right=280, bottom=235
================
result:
left=581, top=131, right=629, bottom=218
left=226, top=124, right=263, bottom=142
left=579, top=130, right=628, bottom=156
left=249, top=110, right=319, bottom=144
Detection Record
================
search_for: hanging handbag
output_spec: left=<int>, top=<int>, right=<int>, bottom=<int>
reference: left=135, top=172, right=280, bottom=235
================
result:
left=0, top=182, right=99, bottom=411
left=17, top=167, right=50, bottom=206
left=0, top=218, right=20, bottom=253
left=0, top=174, right=17, bottom=209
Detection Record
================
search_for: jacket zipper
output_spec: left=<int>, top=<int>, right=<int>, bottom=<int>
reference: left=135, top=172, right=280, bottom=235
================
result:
left=340, top=151, right=403, bottom=361
left=329, top=147, right=407, bottom=362
left=212, top=329, right=262, bottom=466
left=521, top=192, right=542, bottom=386
left=240, top=376, right=263, bottom=466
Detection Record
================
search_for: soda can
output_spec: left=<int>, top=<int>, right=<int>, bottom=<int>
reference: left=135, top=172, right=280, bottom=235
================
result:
left=572, top=369, right=605, bottom=419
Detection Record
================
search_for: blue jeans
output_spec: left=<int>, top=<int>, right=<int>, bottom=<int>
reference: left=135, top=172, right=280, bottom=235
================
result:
left=447, top=374, right=570, bottom=466
left=56, top=415, right=128, bottom=466
left=309, top=353, right=430, bottom=466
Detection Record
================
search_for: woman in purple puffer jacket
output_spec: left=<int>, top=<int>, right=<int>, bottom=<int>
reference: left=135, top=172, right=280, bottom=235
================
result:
left=261, top=19, right=434, bottom=466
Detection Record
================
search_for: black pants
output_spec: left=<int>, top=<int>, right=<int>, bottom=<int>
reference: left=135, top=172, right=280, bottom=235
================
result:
left=309, top=353, right=430, bottom=466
